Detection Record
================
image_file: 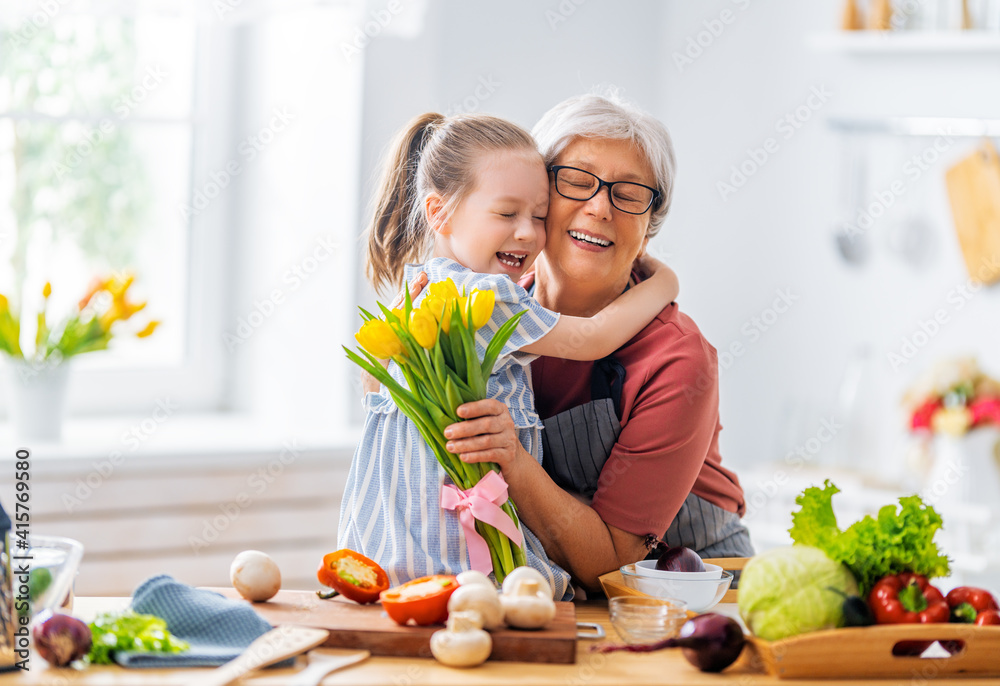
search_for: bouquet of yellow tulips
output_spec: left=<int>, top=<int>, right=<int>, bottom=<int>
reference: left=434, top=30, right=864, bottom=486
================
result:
left=0, top=273, right=159, bottom=365
left=345, top=278, right=528, bottom=582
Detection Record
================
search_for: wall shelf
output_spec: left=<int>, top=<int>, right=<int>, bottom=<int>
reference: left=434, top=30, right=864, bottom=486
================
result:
left=828, top=116, right=1000, bottom=137
left=807, top=30, right=1000, bottom=54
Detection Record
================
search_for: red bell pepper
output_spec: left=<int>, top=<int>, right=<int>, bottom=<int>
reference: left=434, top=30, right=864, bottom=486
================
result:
left=975, top=609, right=1000, bottom=626
left=946, top=586, right=999, bottom=624
left=380, top=575, right=458, bottom=626
left=317, top=549, right=390, bottom=604
left=868, top=572, right=949, bottom=625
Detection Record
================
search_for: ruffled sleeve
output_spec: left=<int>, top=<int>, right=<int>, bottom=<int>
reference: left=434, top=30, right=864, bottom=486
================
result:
left=464, top=271, right=560, bottom=369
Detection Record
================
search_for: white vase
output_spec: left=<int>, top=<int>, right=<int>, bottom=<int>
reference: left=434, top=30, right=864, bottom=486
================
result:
left=4, top=358, right=70, bottom=442
left=925, top=427, right=1000, bottom=508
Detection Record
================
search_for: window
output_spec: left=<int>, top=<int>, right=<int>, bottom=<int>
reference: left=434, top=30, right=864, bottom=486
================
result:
left=1, top=2, right=365, bottom=425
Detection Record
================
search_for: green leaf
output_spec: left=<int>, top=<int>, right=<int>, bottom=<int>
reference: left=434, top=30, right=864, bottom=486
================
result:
left=789, top=480, right=842, bottom=552
left=403, top=279, right=413, bottom=322
left=444, top=376, right=464, bottom=415
left=456, top=320, right=484, bottom=398
left=378, top=302, right=400, bottom=324
left=480, top=310, right=527, bottom=381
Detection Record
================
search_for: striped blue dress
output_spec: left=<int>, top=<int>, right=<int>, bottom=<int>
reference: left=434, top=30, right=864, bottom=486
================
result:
left=338, top=257, right=574, bottom=600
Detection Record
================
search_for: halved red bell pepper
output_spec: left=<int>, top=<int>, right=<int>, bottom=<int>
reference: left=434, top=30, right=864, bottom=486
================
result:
left=317, top=549, right=389, bottom=604
left=380, top=575, right=458, bottom=626
left=946, top=586, right=999, bottom=624
left=868, top=572, right=949, bottom=625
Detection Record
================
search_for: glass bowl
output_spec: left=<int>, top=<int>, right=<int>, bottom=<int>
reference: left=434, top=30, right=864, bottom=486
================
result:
left=608, top=596, right=687, bottom=645
left=620, top=564, right=732, bottom=613
left=24, top=534, right=83, bottom=617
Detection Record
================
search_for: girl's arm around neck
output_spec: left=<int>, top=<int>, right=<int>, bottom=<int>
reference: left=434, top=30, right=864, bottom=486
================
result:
left=521, top=256, right=678, bottom=361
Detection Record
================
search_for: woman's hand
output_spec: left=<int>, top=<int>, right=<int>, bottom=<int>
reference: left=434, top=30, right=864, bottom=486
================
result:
left=444, top=399, right=529, bottom=477
left=361, top=272, right=430, bottom=394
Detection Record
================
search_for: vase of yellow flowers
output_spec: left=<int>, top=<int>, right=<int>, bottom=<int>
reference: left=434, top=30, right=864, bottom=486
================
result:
left=1, top=274, right=159, bottom=442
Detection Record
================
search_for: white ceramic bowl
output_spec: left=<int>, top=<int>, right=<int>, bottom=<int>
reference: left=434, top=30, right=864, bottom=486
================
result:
left=620, top=564, right=732, bottom=613
left=634, top=559, right=722, bottom=580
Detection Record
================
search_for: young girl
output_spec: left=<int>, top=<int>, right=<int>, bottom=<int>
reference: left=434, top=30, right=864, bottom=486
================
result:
left=338, top=112, right=678, bottom=600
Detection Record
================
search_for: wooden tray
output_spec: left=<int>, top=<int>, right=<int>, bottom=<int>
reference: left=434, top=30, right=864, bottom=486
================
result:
left=208, top=588, right=577, bottom=664
left=748, top=624, right=1000, bottom=679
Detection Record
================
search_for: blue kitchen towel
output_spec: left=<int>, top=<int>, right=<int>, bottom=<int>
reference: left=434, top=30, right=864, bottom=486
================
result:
left=113, top=574, right=294, bottom=668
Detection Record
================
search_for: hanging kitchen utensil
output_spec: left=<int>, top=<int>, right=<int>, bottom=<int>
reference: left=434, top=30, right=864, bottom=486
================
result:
left=887, top=138, right=936, bottom=268
left=834, top=136, right=871, bottom=266
left=945, top=139, right=1000, bottom=285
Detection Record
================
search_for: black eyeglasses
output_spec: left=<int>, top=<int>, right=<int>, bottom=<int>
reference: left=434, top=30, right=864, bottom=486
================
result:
left=549, top=165, right=661, bottom=215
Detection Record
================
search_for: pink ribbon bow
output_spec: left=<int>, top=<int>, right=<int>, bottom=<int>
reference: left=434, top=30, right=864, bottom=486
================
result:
left=441, top=471, right=524, bottom=575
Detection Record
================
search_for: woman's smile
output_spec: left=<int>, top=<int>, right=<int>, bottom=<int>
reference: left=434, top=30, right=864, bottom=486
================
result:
left=567, top=229, right=614, bottom=250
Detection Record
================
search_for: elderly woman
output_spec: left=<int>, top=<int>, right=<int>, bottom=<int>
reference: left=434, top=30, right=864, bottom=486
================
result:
left=443, top=93, right=753, bottom=590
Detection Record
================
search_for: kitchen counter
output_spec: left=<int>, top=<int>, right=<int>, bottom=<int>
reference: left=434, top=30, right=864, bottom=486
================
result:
left=2, top=598, right=998, bottom=685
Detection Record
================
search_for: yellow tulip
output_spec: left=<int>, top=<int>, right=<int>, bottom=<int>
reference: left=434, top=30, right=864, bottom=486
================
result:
left=427, top=278, right=460, bottom=302
left=931, top=406, right=972, bottom=436
left=409, top=308, right=437, bottom=349
left=42, top=282, right=52, bottom=299
left=356, top=319, right=405, bottom=359
left=391, top=307, right=405, bottom=324
left=108, top=273, right=135, bottom=299
left=136, top=320, right=160, bottom=338
left=98, top=299, right=146, bottom=331
left=469, top=289, right=495, bottom=329
left=0, top=294, right=8, bottom=314
left=456, top=296, right=469, bottom=327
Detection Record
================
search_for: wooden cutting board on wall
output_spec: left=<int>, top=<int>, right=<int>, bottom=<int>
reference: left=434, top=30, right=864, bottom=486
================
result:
left=209, top=588, right=577, bottom=664
left=945, top=140, right=1000, bottom=285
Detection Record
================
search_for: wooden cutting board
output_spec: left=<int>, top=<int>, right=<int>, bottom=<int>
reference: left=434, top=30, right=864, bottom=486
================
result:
left=207, top=588, right=577, bottom=664
left=946, top=141, right=1000, bottom=285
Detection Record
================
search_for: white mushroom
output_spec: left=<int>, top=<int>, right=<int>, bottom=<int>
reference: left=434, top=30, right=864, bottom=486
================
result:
left=500, top=579, right=556, bottom=630
left=500, top=566, right=552, bottom=599
left=430, top=611, right=492, bottom=668
left=456, top=570, right=495, bottom=589
left=230, top=550, right=281, bottom=602
left=448, top=583, right=504, bottom=630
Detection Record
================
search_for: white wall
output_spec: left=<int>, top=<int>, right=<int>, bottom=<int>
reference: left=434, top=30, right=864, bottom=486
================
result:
left=355, top=0, right=1000, bottom=479
left=658, top=0, right=1000, bottom=478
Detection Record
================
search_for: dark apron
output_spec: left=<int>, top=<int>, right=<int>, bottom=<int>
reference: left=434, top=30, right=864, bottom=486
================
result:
left=540, top=357, right=754, bottom=560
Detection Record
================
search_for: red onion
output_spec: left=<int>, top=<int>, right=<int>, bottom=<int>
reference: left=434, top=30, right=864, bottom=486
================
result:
left=654, top=544, right=707, bottom=573
left=32, top=611, right=92, bottom=666
left=594, top=613, right=745, bottom=673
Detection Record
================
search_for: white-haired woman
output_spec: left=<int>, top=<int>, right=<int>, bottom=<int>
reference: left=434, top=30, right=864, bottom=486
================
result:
left=443, top=92, right=753, bottom=590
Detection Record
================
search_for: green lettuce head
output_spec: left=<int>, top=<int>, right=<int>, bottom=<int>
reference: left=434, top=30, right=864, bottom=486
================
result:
left=738, top=545, right=858, bottom=641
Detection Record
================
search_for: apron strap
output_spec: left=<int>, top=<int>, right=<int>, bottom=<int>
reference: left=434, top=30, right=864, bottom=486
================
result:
left=591, top=356, right=626, bottom=420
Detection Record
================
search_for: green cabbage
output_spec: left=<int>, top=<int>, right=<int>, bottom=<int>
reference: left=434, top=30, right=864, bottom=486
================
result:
left=738, top=545, right=858, bottom=641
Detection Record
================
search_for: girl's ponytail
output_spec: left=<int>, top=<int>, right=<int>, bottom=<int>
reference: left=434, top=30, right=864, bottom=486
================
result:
left=365, top=112, right=445, bottom=295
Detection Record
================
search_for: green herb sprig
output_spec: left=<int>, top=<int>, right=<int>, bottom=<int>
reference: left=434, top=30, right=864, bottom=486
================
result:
left=86, top=611, right=189, bottom=665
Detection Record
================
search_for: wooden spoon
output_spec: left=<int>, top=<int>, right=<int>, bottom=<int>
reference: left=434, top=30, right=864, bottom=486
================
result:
left=190, top=626, right=330, bottom=686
